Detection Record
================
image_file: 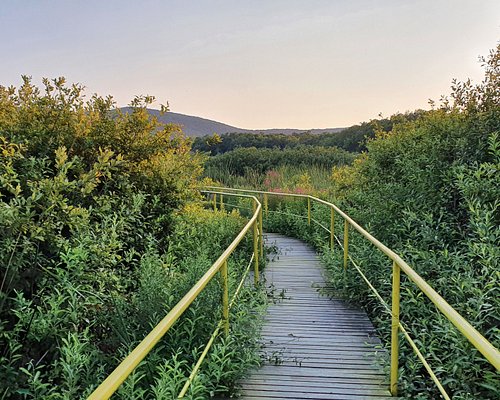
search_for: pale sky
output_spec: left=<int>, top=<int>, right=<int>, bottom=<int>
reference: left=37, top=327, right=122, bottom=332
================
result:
left=1, top=1, right=499, bottom=129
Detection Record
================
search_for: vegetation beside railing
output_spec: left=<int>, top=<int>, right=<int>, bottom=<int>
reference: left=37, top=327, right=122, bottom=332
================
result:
left=211, top=189, right=500, bottom=399
left=202, top=146, right=354, bottom=192
left=0, top=79, right=265, bottom=399
left=201, top=45, right=500, bottom=399
left=87, top=192, right=265, bottom=399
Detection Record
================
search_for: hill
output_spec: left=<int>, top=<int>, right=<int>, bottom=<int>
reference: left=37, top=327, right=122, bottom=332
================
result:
left=119, top=107, right=343, bottom=137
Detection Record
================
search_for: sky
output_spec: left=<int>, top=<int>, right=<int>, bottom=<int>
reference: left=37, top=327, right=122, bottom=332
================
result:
left=1, top=1, right=499, bottom=129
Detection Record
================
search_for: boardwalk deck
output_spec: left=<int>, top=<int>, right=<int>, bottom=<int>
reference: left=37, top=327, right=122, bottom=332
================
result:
left=240, top=233, right=392, bottom=400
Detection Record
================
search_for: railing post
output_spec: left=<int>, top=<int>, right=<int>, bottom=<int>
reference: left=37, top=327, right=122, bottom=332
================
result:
left=259, top=205, right=264, bottom=258
left=220, top=193, right=224, bottom=211
left=307, top=197, right=311, bottom=226
left=253, top=200, right=259, bottom=285
left=221, top=260, right=229, bottom=337
left=330, top=208, right=335, bottom=250
left=390, top=260, right=401, bottom=396
left=264, top=193, right=268, bottom=218
left=213, top=193, right=217, bottom=211
left=343, top=220, right=349, bottom=270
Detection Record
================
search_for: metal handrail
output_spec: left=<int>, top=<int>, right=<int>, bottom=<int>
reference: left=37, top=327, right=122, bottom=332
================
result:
left=206, top=186, right=500, bottom=397
left=88, top=191, right=262, bottom=400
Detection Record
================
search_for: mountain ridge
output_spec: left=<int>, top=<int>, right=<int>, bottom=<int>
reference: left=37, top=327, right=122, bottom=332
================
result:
left=119, top=107, right=343, bottom=137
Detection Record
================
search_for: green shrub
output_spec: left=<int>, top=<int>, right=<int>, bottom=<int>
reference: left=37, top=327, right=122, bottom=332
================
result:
left=260, top=44, right=500, bottom=399
left=204, top=145, right=354, bottom=179
left=0, top=78, right=263, bottom=399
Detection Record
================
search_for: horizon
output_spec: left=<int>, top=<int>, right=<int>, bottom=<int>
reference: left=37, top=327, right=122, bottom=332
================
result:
left=122, top=105, right=347, bottom=131
left=1, top=1, right=499, bottom=129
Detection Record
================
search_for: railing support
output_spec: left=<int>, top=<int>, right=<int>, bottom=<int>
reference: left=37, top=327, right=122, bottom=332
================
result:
left=213, top=193, right=217, bottom=211
left=330, top=208, right=335, bottom=250
left=253, top=201, right=260, bottom=285
left=220, top=193, right=224, bottom=211
left=259, top=206, right=264, bottom=258
left=343, top=220, right=349, bottom=270
left=221, top=260, right=229, bottom=337
left=390, top=260, right=401, bottom=396
left=264, top=193, right=268, bottom=217
left=307, top=197, right=311, bottom=226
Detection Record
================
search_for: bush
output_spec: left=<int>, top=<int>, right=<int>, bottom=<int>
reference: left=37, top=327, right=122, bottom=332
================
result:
left=204, top=145, right=355, bottom=178
left=259, top=45, right=500, bottom=399
left=0, top=78, right=263, bottom=399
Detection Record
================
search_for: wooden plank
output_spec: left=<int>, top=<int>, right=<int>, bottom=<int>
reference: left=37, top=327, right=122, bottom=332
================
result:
left=244, top=377, right=387, bottom=389
left=239, top=233, right=390, bottom=399
left=252, top=365, right=386, bottom=378
left=241, top=382, right=391, bottom=396
left=239, top=391, right=393, bottom=400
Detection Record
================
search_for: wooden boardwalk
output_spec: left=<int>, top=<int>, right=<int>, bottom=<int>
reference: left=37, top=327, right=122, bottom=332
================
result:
left=240, top=233, right=392, bottom=400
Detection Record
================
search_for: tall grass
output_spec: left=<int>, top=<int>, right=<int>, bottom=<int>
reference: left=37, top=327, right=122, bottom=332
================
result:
left=204, top=164, right=333, bottom=194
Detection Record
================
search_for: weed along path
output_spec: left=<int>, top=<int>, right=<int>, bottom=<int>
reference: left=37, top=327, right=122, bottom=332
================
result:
left=240, top=233, right=392, bottom=400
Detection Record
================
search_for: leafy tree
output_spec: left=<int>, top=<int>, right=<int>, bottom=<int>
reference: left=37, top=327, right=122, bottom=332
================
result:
left=192, top=111, right=426, bottom=155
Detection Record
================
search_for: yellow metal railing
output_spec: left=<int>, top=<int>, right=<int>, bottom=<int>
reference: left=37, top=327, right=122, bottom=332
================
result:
left=206, top=186, right=500, bottom=399
left=88, top=191, right=262, bottom=399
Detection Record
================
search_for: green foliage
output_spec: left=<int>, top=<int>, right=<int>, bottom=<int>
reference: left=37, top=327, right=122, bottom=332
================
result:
left=258, top=45, right=500, bottom=399
left=193, top=111, right=425, bottom=154
left=204, top=145, right=354, bottom=186
left=207, top=164, right=333, bottom=194
left=0, top=78, right=263, bottom=399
